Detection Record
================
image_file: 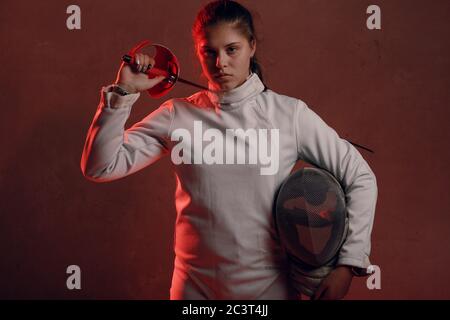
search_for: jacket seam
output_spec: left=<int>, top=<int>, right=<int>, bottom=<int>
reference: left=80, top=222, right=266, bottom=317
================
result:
left=118, top=101, right=174, bottom=155
left=253, top=98, right=276, bottom=129
left=294, top=99, right=301, bottom=158
left=166, top=100, right=175, bottom=140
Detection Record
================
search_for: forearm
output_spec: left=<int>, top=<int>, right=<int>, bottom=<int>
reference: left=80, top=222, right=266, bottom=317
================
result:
left=295, top=99, right=378, bottom=269
left=337, top=157, right=378, bottom=268
left=80, top=85, right=140, bottom=181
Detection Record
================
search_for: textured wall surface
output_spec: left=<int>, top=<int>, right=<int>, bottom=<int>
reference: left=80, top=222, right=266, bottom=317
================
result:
left=0, top=0, right=449, bottom=299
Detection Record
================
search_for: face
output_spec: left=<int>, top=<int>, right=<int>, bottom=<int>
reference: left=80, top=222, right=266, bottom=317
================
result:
left=195, top=22, right=256, bottom=91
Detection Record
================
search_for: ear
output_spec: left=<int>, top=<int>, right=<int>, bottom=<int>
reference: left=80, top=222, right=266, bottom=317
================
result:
left=194, top=43, right=201, bottom=58
left=250, top=39, right=256, bottom=57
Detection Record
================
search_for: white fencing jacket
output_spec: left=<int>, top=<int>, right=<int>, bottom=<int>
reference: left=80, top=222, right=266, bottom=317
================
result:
left=81, top=73, right=378, bottom=299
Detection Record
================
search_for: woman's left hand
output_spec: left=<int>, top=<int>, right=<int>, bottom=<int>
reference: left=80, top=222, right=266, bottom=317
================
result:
left=311, top=266, right=354, bottom=300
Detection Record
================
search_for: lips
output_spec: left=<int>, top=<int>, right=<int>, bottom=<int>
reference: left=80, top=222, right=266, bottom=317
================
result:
left=214, top=73, right=232, bottom=78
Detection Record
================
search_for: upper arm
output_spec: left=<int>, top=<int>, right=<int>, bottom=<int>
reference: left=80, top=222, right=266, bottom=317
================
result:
left=295, top=99, right=376, bottom=192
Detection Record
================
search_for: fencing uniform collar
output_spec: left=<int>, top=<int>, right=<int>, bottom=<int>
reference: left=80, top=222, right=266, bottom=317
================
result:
left=205, top=72, right=265, bottom=109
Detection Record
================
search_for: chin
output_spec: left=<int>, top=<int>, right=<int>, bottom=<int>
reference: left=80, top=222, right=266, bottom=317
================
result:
left=210, top=82, right=232, bottom=92
left=220, top=83, right=234, bottom=91
left=221, top=79, right=239, bottom=90
left=208, top=76, right=237, bottom=91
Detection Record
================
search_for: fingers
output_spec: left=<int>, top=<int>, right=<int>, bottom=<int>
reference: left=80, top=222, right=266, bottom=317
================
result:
left=143, top=56, right=156, bottom=73
left=133, top=53, right=140, bottom=72
left=317, top=288, right=330, bottom=300
left=140, top=54, right=148, bottom=72
left=133, top=53, right=155, bottom=73
left=148, top=75, right=166, bottom=87
left=311, top=284, right=327, bottom=300
left=134, top=53, right=144, bottom=72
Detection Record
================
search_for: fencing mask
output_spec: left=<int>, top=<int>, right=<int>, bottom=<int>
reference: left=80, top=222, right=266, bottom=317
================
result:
left=274, top=167, right=349, bottom=297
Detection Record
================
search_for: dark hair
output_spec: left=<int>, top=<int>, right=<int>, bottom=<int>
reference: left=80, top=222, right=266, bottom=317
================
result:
left=192, top=0, right=268, bottom=91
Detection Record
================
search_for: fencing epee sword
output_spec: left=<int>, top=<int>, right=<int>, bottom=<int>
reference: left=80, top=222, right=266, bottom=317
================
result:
left=121, top=40, right=374, bottom=154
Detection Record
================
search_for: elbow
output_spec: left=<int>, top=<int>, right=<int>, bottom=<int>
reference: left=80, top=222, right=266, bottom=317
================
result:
left=372, top=173, right=378, bottom=199
left=365, top=164, right=378, bottom=199
left=81, top=171, right=103, bottom=183
left=353, top=158, right=378, bottom=197
left=80, top=160, right=123, bottom=183
left=367, top=164, right=378, bottom=189
left=80, top=167, right=113, bottom=183
left=80, top=158, right=109, bottom=183
left=80, top=164, right=103, bottom=183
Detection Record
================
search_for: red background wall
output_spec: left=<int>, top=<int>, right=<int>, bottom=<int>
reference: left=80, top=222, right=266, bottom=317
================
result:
left=0, top=0, right=449, bottom=299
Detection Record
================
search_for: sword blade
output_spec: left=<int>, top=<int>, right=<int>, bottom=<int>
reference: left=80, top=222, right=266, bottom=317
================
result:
left=177, top=77, right=210, bottom=91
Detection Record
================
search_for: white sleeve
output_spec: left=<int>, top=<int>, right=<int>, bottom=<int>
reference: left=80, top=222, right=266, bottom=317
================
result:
left=295, top=99, right=378, bottom=269
left=80, top=85, right=174, bottom=183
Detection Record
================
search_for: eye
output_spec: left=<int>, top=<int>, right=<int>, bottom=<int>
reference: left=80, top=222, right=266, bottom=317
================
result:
left=227, top=47, right=238, bottom=54
left=201, top=49, right=216, bottom=57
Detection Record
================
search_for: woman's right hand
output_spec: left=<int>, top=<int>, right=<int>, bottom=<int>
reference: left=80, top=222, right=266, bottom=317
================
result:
left=114, top=53, right=166, bottom=93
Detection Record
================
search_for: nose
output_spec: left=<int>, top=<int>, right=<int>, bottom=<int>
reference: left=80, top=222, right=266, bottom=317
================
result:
left=215, top=51, right=228, bottom=69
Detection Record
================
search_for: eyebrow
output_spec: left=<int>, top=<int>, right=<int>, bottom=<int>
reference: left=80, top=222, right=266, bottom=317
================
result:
left=201, top=42, right=241, bottom=49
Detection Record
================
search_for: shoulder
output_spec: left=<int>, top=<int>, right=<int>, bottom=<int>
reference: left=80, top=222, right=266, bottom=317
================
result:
left=256, top=88, right=309, bottom=116
left=162, top=91, right=212, bottom=112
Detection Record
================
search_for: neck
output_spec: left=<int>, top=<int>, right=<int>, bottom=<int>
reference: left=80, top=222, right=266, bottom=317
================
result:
left=205, top=72, right=265, bottom=108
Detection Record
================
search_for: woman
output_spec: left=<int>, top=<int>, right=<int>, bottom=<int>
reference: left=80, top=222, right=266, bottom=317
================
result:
left=81, top=0, right=378, bottom=300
